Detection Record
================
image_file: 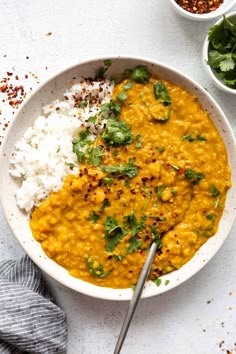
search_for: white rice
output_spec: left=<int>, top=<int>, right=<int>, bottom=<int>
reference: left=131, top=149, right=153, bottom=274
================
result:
left=9, top=79, right=114, bottom=213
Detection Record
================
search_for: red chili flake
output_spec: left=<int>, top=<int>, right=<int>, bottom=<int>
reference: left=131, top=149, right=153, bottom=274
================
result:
left=175, top=0, right=224, bottom=14
left=0, top=85, right=8, bottom=92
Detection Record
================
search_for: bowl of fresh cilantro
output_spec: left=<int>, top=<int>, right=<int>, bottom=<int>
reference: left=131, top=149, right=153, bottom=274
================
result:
left=203, top=12, right=236, bottom=93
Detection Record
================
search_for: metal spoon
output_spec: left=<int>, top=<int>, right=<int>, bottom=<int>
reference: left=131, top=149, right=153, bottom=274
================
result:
left=113, top=241, right=158, bottom=354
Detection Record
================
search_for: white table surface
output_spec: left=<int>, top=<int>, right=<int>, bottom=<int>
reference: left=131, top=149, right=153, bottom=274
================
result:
left=0, top=1, right=236, bottom=353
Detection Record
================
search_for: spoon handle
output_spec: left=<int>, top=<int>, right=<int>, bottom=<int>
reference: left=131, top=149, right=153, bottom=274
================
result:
left=113, top=241, right=158, bottom=354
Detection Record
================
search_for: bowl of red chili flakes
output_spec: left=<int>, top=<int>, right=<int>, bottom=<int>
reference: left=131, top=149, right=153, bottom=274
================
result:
left=168, top=0, right=236, bottom=21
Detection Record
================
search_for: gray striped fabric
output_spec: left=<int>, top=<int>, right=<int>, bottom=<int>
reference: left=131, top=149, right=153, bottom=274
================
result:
left=0, top=255, right=67, bottom=353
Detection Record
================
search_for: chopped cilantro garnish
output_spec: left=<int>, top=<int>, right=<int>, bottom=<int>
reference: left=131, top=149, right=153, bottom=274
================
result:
left=127, top=237, right=142, bottom=254
left=103, top=177, right=114, bottom=186
left=123, top=81, right=133, bottom=91
left=156, top=185, right=166, bottom=200
left=87, top=146, right=104, bottom=167
left=88, top=211, right=100, bottom=223
left=124, top=211, right=146, bottom=237
left=153, top=82, right=172, bottom=105
left=101, top=119, right=133, bottom=146
left=103, top=216, right=127, bottom=252
left=101, top=158, right=139, bottom=179
left=157, top=146, right=165, bottom=153
left=88, top=115, right=97, bottom=124
left=100, top=100, right=121, bottom=119
left=99, top=199, right=111, bottom=213
left=64, top=162, right=75, bottom=168
left=181, top=134, right=194, bottom=142
left=152, top=277, right=162, bottom=286
left=209, top=184, right=220, bottom=197
left=197, top=134, right=207, bottom=141
left=124, top=179, right=131, bottom=188
left=135, top=134, right=143, bottom=150
left=87, top=256, right=112, bottom=278
left=130, top=65, right=151, bottom=84
left=185, top=168, right=204, bottom=185
left=95, top=60, right=112, bottom=79
left=116, top=92, right=128, bottom=103
left=170, top=163, right=180, bottom=171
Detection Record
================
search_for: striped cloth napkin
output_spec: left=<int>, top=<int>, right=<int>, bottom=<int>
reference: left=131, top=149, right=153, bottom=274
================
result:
left=0, top=255, right=67, bottom=353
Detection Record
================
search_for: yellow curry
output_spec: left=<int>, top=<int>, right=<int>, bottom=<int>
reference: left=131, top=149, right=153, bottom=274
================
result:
left=30, top=66, right=231, bottom=289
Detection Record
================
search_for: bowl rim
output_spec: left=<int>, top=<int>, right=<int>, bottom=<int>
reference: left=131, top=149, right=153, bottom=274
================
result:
left=169, top=0, right=236, bottom=20
left=1, top=55, right=236, bottom=300
left=202, top=11, right=236, bottom=94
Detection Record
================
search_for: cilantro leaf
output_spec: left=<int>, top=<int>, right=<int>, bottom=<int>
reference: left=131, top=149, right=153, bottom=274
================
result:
left=100, top=100, right=121, bottom=119
left=116, top=92, right=128, bottom=103
left=124, top=211, right=146, bottom=237
left=88, top=212, right=100, bottom=223
left=87, top=256, right=112, bottom=278
left=101, top=158, right=139, bottom=179
left=219, top=57, right=235, bottom=72
left=101, top=119, right=133, bottom=146
left=87, top=146, right=104, bottom=166
left=127, top=237, right=142, bottom=254
left=153, top=82, right=172, bottom=105
left=103, top=216, right=127, bottom=252
left=185, top=168, right=204, bottom=185
left=123, top=81, right=133, bottom=91
left=130, top=65, right=151, bottom=84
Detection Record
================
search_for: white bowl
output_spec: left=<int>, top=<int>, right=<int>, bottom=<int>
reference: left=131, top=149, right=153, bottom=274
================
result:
left=169, top=0, right=236, bottom=21
left=1, top=56, right=236, bottom=300
left=202, top=12, right=236, bottom=94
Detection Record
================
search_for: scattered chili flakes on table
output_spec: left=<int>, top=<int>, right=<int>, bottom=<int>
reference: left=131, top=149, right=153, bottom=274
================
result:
left=175, top=0, right=224, bottom=14
left=0, top=69, right=40, bottom=146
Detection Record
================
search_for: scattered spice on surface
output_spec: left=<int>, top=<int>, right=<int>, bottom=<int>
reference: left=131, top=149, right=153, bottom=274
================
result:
left=207, top=299, right=214, bottom=304
left=175, top=0, right=224, bottom=14
left=0, top=69, right=40, bottom=145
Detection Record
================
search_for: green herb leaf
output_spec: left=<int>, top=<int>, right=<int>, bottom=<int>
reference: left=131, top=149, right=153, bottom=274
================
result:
left=124, top=179, right=131, bottom=188
left=88, top=211, right=100, bottom=223
left=123, top=81, right=133, bottom=91
left=101, top=158, right=139, bottom=179
left=197, top=134, right=207, bottom=141
left=64, top=162, right=76, bottom=168
left=101, top=119, right=133, bottom=146
left=87, top=256, right=112, bottom=278
left=99, top=199, right=111, bottom=213
left=181, top=134, right=194, bottom=142
left=185, top=168, right=204, bottom=185
left=100, top=100, right=121, bottom=119
left=124, top=211, right=146, bottom=237
left=87, top=146, right=104, bottom=166
left=130, top=65, right=151, bottom=84
left=152, top=277, right=162, bottom=286
left=135, top=134, right=143, bottom=150
left=88, top=115, right=97, bottom=124
left=116, top=92, right=128, bottom=103
left=209, top=185, right=220, bottom=197
left=127, top=237, right=142, bottom=254
left=95, top=60, right=112, bottom=79
left=153, top=82, right=172, bottom=105
left=103, top=177, right=114, bottom=186
left=157, top=146, right=165, bottom=153
left=156, top=185, right=166, bottom=200
left=104, top=216, right=127, bottom=252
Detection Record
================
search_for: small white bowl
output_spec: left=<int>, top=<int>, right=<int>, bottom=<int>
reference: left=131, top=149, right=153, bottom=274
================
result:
left=202, top=12, right=236, bottom=94
left=169, top=0, right=236, bottom=21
